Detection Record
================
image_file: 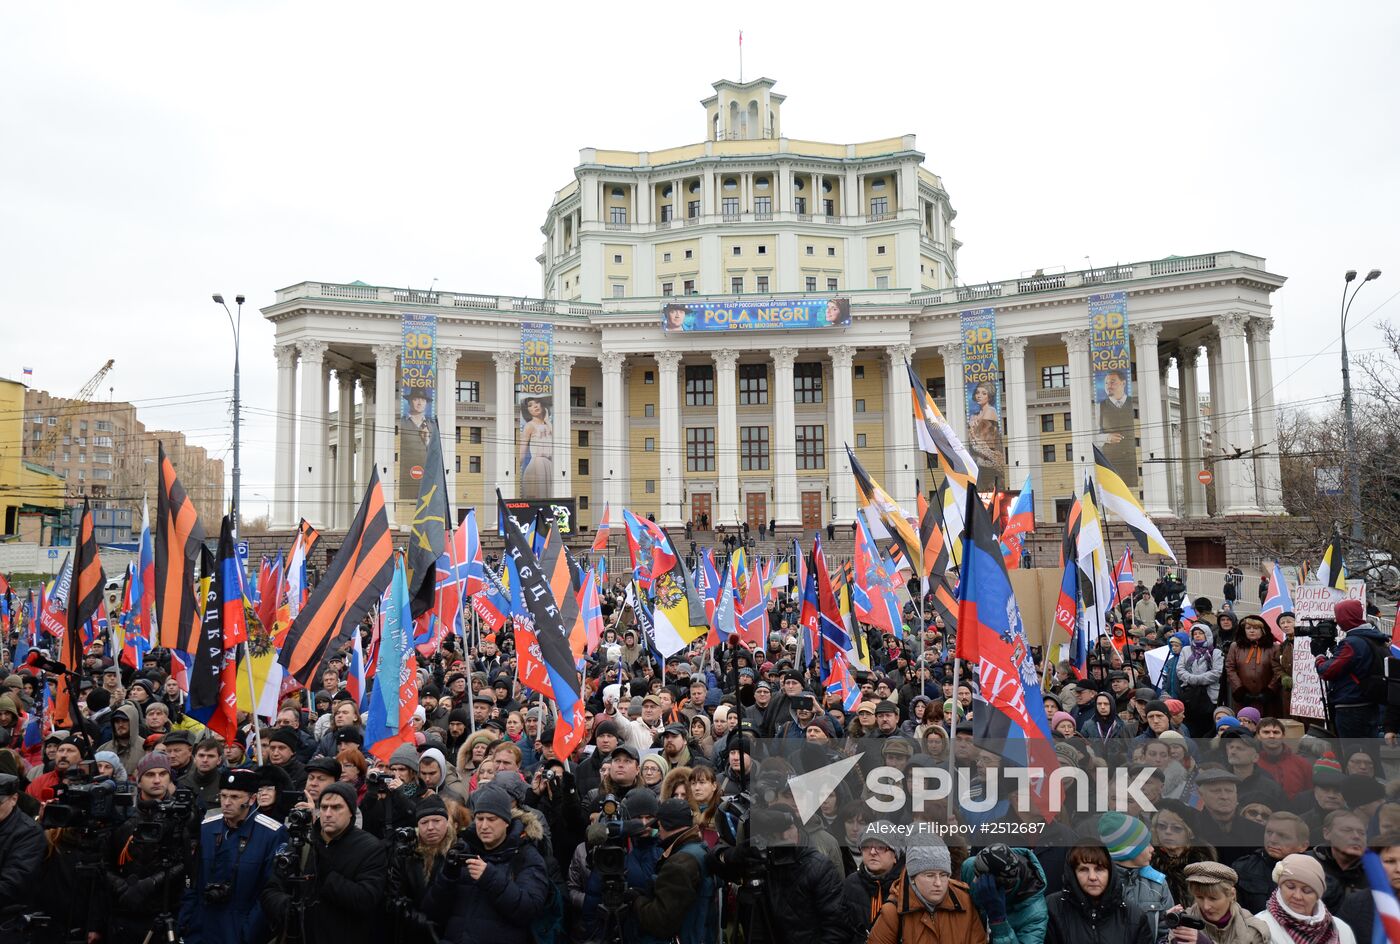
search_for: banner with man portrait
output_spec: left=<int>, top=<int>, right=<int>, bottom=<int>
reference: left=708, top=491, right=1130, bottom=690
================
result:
left=517, top=322, right=554, bottom=500
left=399, top=313, right=437, bottom=495
left=961, top=308, right=1003, bottom=490
left=1089, top=292, right=1137, bottom=488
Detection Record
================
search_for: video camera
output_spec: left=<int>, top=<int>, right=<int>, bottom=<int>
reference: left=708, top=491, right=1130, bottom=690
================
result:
left=1163, top=912, right=1206, bottom=931
left=273, top=806, right=315, bottom=880
left=41, top=767, right=134, bottom=830
left=132, top=789, right=196, bottom=847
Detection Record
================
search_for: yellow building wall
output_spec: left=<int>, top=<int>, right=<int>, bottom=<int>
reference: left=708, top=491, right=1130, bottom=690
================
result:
left=625, top=364, right=660, bottom=514
left=604, top=244, right=633, bottom=296
left=866, top=237, right=896, bottom=279
left=723, top=234, right=778, bottom=290
left=602, top=184, right=634, bottom=221
left=654, top=239, right=701, bottom=293
left=575, top=430, right=594, bottom=529
left=1032, top=345, right=1075, bottom=500
left=920, top=254, right=942, bottom=290
left=0, top=379, right=64, bottom=535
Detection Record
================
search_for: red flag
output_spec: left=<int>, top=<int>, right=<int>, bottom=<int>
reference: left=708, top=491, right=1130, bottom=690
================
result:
left=591, top=502, right=612, bottom=553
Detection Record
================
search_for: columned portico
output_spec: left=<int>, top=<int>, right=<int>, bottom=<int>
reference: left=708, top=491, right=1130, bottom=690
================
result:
left=656, top=352, right=683, bottom=527
left=1248, top=317, right=1285, bottom=513
left=1178, top=347, right=1206, bottom=517
left=334, top=369, right=355, bottom=528
left=1062, top=329, right=1093, bottom=488
left=358, top=377, right=376, bottom=501
left=492, top=351, right=519, bottom=524
left=372, top=344, right=398, bottom=515
left=938, top=343, right=965, bottom=433
left=273, top=344, right=298, bottom=529
left=772, top=347, right=799, bottom=526
left=554, top=355, right=575, bottom=506
left=1133, top=322, right=1173, bottom=517
left=297, top=339, right=328, bottom=527
left=600, top=351, right=627, bottom=515
left=1215, top=313, right=1262, bottom=515
left=713, top=350, right=739, bottom=526
left=828, top=345, right=856, bottom=523
left=437, top=347, right=461, bottom=514
left=1000, top=336, right=1031, bottom=492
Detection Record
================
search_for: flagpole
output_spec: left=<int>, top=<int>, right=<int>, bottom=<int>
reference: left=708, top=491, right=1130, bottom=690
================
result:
left=242, top=641, right=265, bottom=765
left=468, top=606, right=478, bottom=736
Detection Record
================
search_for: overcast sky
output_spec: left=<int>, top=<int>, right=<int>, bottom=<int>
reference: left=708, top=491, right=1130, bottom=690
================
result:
left=3, top=2, right=1397, bottom=520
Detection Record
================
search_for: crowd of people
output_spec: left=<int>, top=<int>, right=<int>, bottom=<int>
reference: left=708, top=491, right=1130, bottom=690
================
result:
left=0, top=564, right=1397, bottom=944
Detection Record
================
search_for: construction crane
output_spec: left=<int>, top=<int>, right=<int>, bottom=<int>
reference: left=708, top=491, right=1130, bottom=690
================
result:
left=32, top=359, right=116, bottom=469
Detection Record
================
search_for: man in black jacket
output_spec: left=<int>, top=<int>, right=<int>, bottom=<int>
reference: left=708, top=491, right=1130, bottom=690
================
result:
left=261, top=782, right=386, bottom=944
left=633, top=798, right=717, bottom=942
left=101, top=753, right=194, bottom=944
left=0, top=772, right=44, bottom=937
left=843, top=821, right=906, bottom=935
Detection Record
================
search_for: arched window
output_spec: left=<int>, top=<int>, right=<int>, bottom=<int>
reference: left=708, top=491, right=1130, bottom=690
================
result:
left=723, top=178, right=738, bottom=191
left=871, top=177, right=886, bottom=191
left=610, top=187, right=625, bottom=198
left=755, top=176, right=770, bottom=190
left=747, top=100, right=759, bottom=138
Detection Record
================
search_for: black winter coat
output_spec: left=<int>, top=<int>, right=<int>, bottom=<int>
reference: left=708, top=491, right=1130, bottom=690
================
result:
left=423, top=817, right=551, bottom=944
left=0, top=806, right=45, bottom=932
left=843, top=861, right=906, bottom=933
left=712, top=842, right=852, bottom=944
left=1045, top=856, right=1153, bottom=944
left=260, top=824, right=387, bottom=944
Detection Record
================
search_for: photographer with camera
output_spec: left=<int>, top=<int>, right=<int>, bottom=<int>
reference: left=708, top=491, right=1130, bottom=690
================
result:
left=387, top=795, right=454, bottom=942
left=0, top=771, right=44, bottom=939
left=361, top=744, right=423, bottom=838
left=101, top=752, right=196, bottom=944
left=1315, top=599, right=1389, bottom=740
left=1166, top=862, right=1268, bottom=944
left=423, top=783, right=551, bottom=944
left=581, top=789, right=662, bottom=942
left=179, top=769, right=285, bottom=944
left=529, top=752, right=584, bottom=876
left=26, top=733, right=88, bottom=804
left=261, top=782, right=386, bottom=944
left=631, top=797, right=717, bottom=944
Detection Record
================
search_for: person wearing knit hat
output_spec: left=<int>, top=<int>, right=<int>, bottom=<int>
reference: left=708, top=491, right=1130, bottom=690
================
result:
left=133, top=752, right=175, bottom=802
left=1176, top=861, right=1270, bottom=944
left=848, top=822, right=906, bottom=935
left=1051, top=711, right=1078, bottom=738
left=1259, top=853, right=1354, bottom=944
left=869, top=839, right=986, bottom=942
left=469, top=782, right=515, bottom=824
left=94, top=750, right=128, bottom=782
left=1099, top=812, right=1174, bottom=941
left=1099, top=811, right=1153, bottom=865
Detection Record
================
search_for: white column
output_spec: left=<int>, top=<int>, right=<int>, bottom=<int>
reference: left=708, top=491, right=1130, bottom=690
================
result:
left=436, top=347, right=461, bottom=516
left=884, top=343, right=915, bottom=504
left=600, top=351, right=627, bottom=514
left=554, top=355, right=575, bottom=503
left=492, top=351, right=519, bottom=511
left=1134, top=322, right=1173, bottom=517
left=938, top=343, right=966, bottom=433
left=829, top=345, right=856, bottom=524
left=1215, top=312, right=1262, bottom=515
left=320, top=363, right=333, bottom=523
left=1158, top=360, right=1178, bottom=515
left=1248, top=317, right=1285, bottom=513
left=1178, top=347, right=1206, bottom=517
left=372, top=344, right=398, bottom=516
left=358, top=377, right=375, bottom=501
left=656, top=351, right=683, bottom=527
left=772, top=347, right=799, bottom=526
left=713, top=350, right=739, bottom=526
left=273, top=343, right=298, bottom=529
left=297, top=339, right=329, bottom=527
left=1000, top=336, right=1032, bottom=491
left=335, top=369, right=355, bottom=529
left=1062, top=330, right=1094, bottom=488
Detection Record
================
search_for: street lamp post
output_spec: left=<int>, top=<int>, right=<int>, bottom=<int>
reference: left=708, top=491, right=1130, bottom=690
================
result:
left=1340, top=269, right=1381, bottom=554
left=213, top=293, right=245, bottom=529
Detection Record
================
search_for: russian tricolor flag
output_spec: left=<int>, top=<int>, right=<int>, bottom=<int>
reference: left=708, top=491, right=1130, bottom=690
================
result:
left=1363, top=850, right=1400, bottom=944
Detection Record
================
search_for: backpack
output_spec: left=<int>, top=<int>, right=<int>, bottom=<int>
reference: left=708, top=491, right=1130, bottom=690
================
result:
left=1354, top=631, right=1400, bottom=705
left=510, top=846, right=567, bottom=944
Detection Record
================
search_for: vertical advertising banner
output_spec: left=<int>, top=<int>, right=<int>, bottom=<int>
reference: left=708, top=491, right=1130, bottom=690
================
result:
left=1089, top=292, right=1137, bottom=488
left=961, top=308, right=1003, bottom=490
left=517, top=322, right=554, bottom=500
left=400, top=313, right=438, bottom=494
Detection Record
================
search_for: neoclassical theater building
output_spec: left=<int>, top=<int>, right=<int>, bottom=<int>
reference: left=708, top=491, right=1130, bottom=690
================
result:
left=262, top=77, right=1286, bottom=562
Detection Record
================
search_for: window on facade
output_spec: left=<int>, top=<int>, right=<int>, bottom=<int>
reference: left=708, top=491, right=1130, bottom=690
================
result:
left=686, top=427, right=716, bottom=471
left=805, top=276, right=817, bottom=292
left=870, top=197, right=888, bottom=217
left=794, top=362, right=824, bottom=403
left=662, top=252, right=672, bottom=262
left=571, top=386, right=586, bottom=408
left=660, top=205, right=673, bottom=222
left=854, top=365, right=865, bottom=379
left=95, top=420, right=111, bottom=432
left=824, top=199, right=835, bottom=217
left=610, top=207, right=626, bottom=225
left=455, top=426, right=462, bottom=444
left=1043, top=444, right=1056, bottom=463
left=454, top=456, right=461, bottom=474
left=688, top=200, right=699, bottom=218
left=827, top=246, right=836, bottom=256
left=612, top=284, right=625, bottom=298
left=578, top=459, right=589, bottom=476
left=875, top=275, right=889, bottom=290
left=757, top=244, right=767, bottom=255
left=579, top=496, right=589, bottom=509
left=456, top=380, right=480, bottom=403
left=877, top=245, right=887, bottom=255
left=645, top=480, right=655, bottom=493
left=685, top=365, right=715, bottom=406
left=756, top=276, right=769, bottom=293
left=578, top=430, right=589, bottom=447
left=796, top=198, right=807, bottom=215
left=722, top=197, right=739, bottom=218
left=1040, top=414, right=1055, bottom=432
left=854, top=399, right=866, bottom=413
left=644, top=370, right=654, bottom=384
left=644, top=437, right=655, bottom=451
left=1063, top=412, right=1072, bottom=431
left=732, top=245, right=741, bottom=256
left=856, top=433, right=867, bottom=448
left=926, top=377, right=946, bottom=401
left=613, top=254, right=623, bottom=264
left=469, top=456, right=481, bottom=474
left=738, top=364, right=768, bottom=405
left=740, top=425, right=770, bottom=470
left=796, top=425, right=826, bottom=469
left=827, top=278, right=838, bottom=291
left=683, top=280, right=695, bottom=295
left=684, top=249, right=693, bottom=259
left=662, top=282, right=673, bottom=296
left=754, top=198, right=771, bottom=217
left=731, top=277, right=744, bottom=294
left=644, top=403, right=655, bottom=417
left=1041, top=365, right=1069, bottom=389
left=1064, top=443, right=1073, bottom=462
left=805, top=245, right=814, bottom=255
left=468, top=427, right=482, bottom=444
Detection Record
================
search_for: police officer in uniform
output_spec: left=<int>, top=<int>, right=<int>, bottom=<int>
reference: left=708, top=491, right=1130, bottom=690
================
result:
left=180, top=768, right=287, bottom=944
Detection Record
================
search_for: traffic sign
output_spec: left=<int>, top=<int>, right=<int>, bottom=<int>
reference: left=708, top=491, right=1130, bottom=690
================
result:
left=47, top=548, right=59, bottom=559
left=236, top=540, right=249, bottom=557
left=1197, top=469, right=1214, bottom=486
left=409, top=466, right=424, bottom=480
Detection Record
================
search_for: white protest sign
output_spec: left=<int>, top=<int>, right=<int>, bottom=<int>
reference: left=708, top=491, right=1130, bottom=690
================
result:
left=1290, top=636, right=1327, bottom=721
left=1293, top=581, right=1367, bottom=621
left=1144, top=644, right=1171, bottom=688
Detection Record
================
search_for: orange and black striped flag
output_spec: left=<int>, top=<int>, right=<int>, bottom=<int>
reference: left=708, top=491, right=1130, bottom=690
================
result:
left=56, top=499, right=105, bottom=728
left=280, top=468, right=394, bottom=686
left=155, top=442, right=206, bottom=653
